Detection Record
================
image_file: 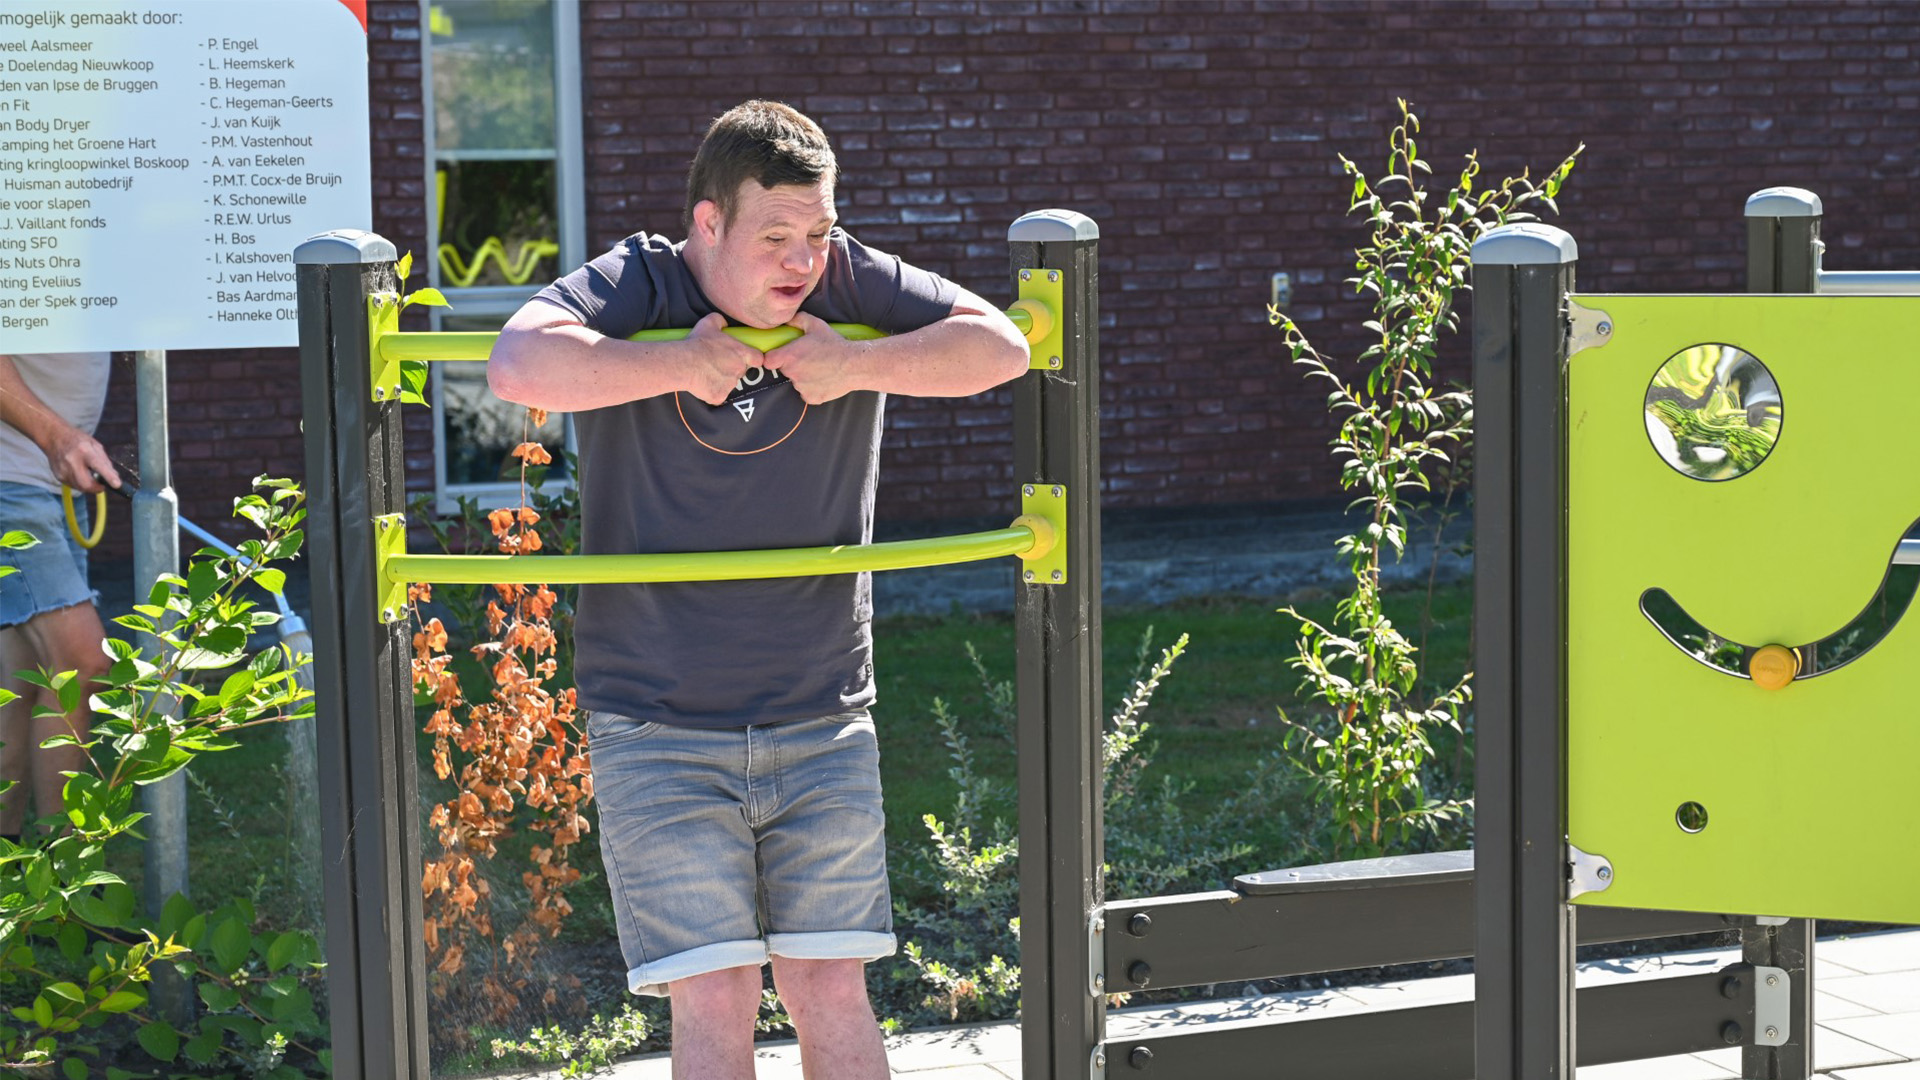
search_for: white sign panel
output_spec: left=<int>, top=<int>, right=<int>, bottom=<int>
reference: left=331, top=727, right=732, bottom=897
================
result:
left=0, top=0, right=371, bottom=352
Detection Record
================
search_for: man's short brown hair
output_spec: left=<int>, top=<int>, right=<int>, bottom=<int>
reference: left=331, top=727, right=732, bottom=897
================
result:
left=683, top=100, right=838, bottom=233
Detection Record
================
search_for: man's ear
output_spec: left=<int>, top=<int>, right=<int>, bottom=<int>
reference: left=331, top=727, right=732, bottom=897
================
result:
left=691, top=199, right=722, bottom=247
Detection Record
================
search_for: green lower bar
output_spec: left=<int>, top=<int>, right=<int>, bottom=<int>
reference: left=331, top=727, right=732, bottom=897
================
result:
left=387, top=526, right=1038, bottom=586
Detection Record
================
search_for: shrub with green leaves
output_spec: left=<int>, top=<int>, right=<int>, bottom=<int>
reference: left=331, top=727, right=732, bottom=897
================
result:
left=1272, top=101, right=1581, bottom=859
left=0, top=478, right=325, bottom=1077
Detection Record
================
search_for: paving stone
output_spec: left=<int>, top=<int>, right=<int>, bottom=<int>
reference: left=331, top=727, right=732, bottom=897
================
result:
left=1819, top=1025, right=1919, bottom=1073
left=1826, top=1015, right=1920, bottom=1061
left=1820, top=932, right=1920, bottom=977
left=1822, top=972, right=1920, bottom=1016
left=1575, top=1051, right=1740, bottom=1079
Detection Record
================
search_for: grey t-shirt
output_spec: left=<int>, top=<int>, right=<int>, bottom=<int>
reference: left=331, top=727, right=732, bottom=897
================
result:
left=534, top=229, right=957, bottom=728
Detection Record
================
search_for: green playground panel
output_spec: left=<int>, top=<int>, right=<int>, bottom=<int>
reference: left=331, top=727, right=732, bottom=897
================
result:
left=1567, top=293, right=1920, bottom=924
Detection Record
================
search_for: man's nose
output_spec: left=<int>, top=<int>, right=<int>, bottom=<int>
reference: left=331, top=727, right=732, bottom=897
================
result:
left=781, top=238, right=814, bottom=272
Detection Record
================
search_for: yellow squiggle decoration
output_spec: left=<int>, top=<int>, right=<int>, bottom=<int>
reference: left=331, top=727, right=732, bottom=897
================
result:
left=435, top=168, right=559, bottom=287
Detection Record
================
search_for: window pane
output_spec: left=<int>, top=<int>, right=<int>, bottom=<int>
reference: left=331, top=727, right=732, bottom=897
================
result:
left=438, top=312, right=568, bottom=487
left=436, top=159, right=561, bottom=289
left=429, top=0, right=555, bottom=152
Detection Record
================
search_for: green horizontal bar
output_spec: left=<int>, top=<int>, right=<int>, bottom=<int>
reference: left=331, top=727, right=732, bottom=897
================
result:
left=375, top=307, right=1033, bottom=363
left=386, top=525, right=1038, bottom=586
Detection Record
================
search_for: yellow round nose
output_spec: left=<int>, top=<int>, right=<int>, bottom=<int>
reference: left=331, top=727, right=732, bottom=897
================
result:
left=1748, top=644, right=1799, bottom=690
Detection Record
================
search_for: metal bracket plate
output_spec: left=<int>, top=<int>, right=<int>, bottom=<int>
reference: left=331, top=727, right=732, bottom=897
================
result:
left=1568, top=841, right=1615, bottom=899
left=1754, top=964, right=1790, bottom=1046
left=1087, top=907, right=1106, bottom=999
left=373, top=513, right=409, bottom=624
left=368, top=294, right=403, bottom=402
left=1090, top=1042, right=1107, bottom=1080
left=1567, top=298, right=1614, bottom=359
left=1021, top=483, right=1068, bottom=586
left=1018, top=267, right=1066, bottom=371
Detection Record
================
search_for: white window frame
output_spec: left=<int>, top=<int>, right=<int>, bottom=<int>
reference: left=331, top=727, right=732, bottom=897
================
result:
left=419, top=0, right=586, bottom=515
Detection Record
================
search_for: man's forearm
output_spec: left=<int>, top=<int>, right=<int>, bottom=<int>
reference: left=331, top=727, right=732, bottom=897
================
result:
left=0, top=356, right=70, bottom=451
left=846, top=313, right=1029, bottom=398
left=489, top=323, right=694, bottom=412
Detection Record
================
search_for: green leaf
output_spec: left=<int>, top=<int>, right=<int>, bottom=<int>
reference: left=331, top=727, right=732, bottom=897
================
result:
left=198, top=981, right=240, bottom=1013
left=62, top=1056, right=87, bottom=1080
left=2, top=529, right=41, bottom=550
left=396, top=249, right=413, bottom=282
left=32, top=994, right=53, bottom=1028
left=160, top=892, right=195, bottom=938
left=217, top=670, right=256, bottom=709
left=266, top=931, right=300, bottom=972
left=405, top=286, right=449, bottom=308
left=44, top=982, right=83, bottom=1004
left=255, top=567, right=287, bottom=594
left=107, top=1068, right=134, bottom=1080
left=57, top=921, right=87, bottom=961
left=99, top=989, right=145, bottom=1013
left=125, top=744, right=193, bottom=786
left=187, top=559, right=220, bottom=607
left=211, top=917, right=250, bottom=972
left=270, top=986, right=312, bottom=1023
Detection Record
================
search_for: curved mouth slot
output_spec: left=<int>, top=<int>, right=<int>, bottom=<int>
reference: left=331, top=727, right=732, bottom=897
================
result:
left=1641, top=521, right=1920, bottom=680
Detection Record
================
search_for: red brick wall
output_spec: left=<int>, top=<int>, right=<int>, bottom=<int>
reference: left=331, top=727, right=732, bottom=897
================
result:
left=576, top=0, right=1920, bottom=522
left=90, top=0, right=427, bottom=558
left=127, top=0, right=1920, bottom=553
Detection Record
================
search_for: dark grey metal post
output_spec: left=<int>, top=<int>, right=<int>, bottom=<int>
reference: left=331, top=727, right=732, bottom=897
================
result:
left=1471, top=223, right=1578, bottom=1080
left=295, top=231, right=429, bottom=1080
left=1741, top=186, right=1821, bottom=1080
left=1011, top=210, right=1103, bottom=1080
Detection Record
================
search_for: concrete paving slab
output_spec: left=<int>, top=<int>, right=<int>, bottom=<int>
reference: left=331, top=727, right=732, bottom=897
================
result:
left=1820, top=932, right=1920, bottom=977
left=1822, top=971, right=1920, bottom=1015
left=1817, top=1025, right=1917, bottom=1073
left=1575, top=1051, right=1740, bottom=1078
left=1831, top=1062, right=1920, bottom=1080
left=1825, top=1014, right=1920, bottom=1060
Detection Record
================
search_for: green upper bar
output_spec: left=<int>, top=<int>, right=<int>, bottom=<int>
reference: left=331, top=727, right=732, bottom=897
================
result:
left=386, top=525, right=1038, bottom=586
left=375, top=308, right=1033, bottom=363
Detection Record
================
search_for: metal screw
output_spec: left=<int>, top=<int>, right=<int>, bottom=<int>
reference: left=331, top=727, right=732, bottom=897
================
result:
left=1129, top=1046, right=1153, bottom=1070
left=373, top=386, right=386, bottom=400
left=1128, top=912, right=1153, bottom=937
left=1094, top=1048, right=1107, bottom=1069
left=381, top=607, right=396, bottom=622
left=1721, top=1021, right=1744, bottom=1045
left=1023, top=569, right=1036, bottom=582
left=1093, top=973, right=1106, bottom=993
left=1597, top=321, right=1613, bottom=336
left=1048, top=270, right=1060, bottom=283
left=1765, top=973, right=1779, bottom=988
left=1023, top=484, right=1035, bottom=496
left=1048, top=355, right=1061, bottom=369
left=1020, top=270, right=1032, bottom=281
left=1051, top=570, right=1063, bottom=582
left=1597, top=866, right=1612, bottom=881
left=1765, top=1026, right=1779, bottom=1041
left=1051, top=485, right=1063, bottom=498
left=1095, top=916, right=1105, bottom=933
left=1128, top=961, right=1153, bottom=988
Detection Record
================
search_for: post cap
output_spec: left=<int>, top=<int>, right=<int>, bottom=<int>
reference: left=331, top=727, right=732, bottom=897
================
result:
left=1471, top=223, right=1577, bottom=266
left=295, top=229, right=398, bottom=265
left=1744, top=187, right=1822, bottom=218
left=1008, top=209, right=1099, bottom=243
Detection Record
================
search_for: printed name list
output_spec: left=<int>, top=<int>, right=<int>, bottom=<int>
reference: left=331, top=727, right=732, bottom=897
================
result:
left=0, top=2, right=370, bottom=351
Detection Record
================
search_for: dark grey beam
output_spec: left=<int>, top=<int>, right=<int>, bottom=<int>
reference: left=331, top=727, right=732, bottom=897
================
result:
left=295, top=232, right=430, bottom=1080
left=1106, top=850, right=1731, bottom=993
left=1011, top=211, right=1105, bottom=1080
left=1107, top=968, right=1755, bottom=1077
left=1471, top=223, right=1579, bottom=1080
left=1742, top=185, right=1823, bottom=1080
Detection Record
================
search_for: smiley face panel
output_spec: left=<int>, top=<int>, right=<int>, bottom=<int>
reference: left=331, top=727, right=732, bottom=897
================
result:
left=1565, top=292, right=1920, bottom=924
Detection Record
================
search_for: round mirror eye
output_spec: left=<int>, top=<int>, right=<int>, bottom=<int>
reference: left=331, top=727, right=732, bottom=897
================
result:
left=1676, top=801, right=1710, bottom=834
left=1645, top=344, right=1782, bottom=481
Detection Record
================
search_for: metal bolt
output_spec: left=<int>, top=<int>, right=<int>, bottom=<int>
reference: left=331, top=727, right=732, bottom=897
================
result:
left=1048, top=355, right=1061, bottom=369
left=1095, top=916, right=1105, bottom=933
left=1023, top=484, right=1035, bottom=496
left=1020, top=270, right=1032, bottom=281
left=1721, top=1021, right=1744, bottom=1045
left=1721, top=975, right=1743, bottom=1000
left=1765, top=973, right=1779, bottom=988
left=1023, top=569, right=1036, bottom=582
left=381, top=607, right=396, bottom=623
left=1128, top=961, right=1153, bottom=988
left=1051, top=570, right=1063, bottom=582
left=1597, top=321, right=1613, bottom=336
left=1093, top=973, right=1106, bottom=993
left=1048, top=270, right=1060, bottom=283
left=1765, top=1026, right=1779, bottom=1041
left=1597, top=866, right=1612, bottom=881
left=373, top=386, right=386, bottom=400
left=1128, top=912, right=1153, bottom=937
left=1094, top=1048, right=1107, bottom=1069
left=1129, top=1046, right=1154, bottom=1070
left=1051, top=485, right=1063, bottom=498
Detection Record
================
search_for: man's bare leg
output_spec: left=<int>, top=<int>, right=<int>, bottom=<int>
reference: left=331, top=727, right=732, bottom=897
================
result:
left=10, top=602, right=109, bottom=830
left=669, top=964, right=763, bottom=1080
left=772, top=957, right=889, bottom=1080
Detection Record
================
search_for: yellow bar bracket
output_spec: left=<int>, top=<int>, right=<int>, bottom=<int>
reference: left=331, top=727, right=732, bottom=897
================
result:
left=1017, top=268, right=1066, bottom=371
left=1016, top=483, right=1067, bottom=585
left=374, top=513, right=410, bottom=623
left=368, top=294, right=404, bottom=403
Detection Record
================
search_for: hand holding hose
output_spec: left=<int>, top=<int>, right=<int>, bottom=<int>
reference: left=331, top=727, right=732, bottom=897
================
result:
left=50, top=426, right=122, bottom=550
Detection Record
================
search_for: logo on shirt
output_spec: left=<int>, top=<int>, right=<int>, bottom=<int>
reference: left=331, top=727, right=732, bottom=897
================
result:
left=733, top=399, right=755, bottom=422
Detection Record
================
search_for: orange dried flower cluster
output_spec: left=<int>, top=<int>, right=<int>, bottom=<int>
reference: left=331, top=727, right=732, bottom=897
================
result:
left=410, top=436, right=592, bottom=1023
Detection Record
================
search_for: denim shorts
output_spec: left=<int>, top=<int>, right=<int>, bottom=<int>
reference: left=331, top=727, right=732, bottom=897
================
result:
left=588, top=709, right=895, bottom=996
left=0, top=482, right=94, bottom=631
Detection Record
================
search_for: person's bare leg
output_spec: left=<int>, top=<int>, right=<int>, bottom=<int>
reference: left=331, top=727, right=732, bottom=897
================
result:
left=772, top=957, right=889, bottom=1080
left=0, top=626, right=37, bottom=837
left=668, top=964, right=763, bottom=1080
left=11, top=602, right=109, bottom=830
